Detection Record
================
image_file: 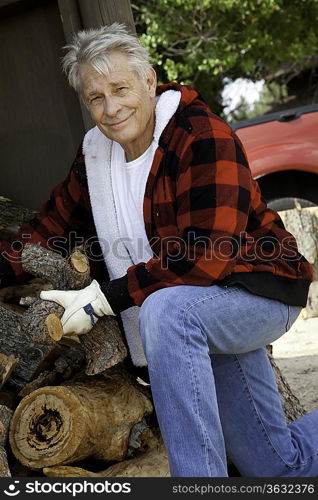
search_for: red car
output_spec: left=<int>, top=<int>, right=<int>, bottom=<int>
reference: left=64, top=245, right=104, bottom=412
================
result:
left=231, top=103, right=318, bottom=210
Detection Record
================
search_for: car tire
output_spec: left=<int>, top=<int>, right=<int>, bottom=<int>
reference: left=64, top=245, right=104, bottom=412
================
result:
left=267, top=197, right=317, bottom=212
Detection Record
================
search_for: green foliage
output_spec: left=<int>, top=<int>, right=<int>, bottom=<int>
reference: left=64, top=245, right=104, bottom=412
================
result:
left=133, top=0, right=318, bottom=116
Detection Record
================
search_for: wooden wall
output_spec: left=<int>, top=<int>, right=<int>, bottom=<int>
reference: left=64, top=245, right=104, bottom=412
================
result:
left=0, top=0, right=84, bottom=209
left=0, top=0, right=135, bottom=210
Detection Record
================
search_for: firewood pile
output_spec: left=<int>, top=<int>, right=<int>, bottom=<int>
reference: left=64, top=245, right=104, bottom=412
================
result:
left=0, top=199, right=312, bottom=478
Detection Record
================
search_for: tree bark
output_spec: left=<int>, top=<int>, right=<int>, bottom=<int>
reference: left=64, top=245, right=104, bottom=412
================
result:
left=21, top=243, right=91, bottom=291
left=279, top=206, right=318, bottom=318
left=268, top=349, right=306, bottom=422
left=43, top=435, right=169, bottom=477
left=18, top=347, right=86, bottom=398
left=0, top=299, right=64, bottom=389
left=0, top=448, right=10, bottom=477
left=80, top=316, right=127, bottom=375
left=9, top=371, right=153, bottom=469
left=0, top=354, right=19, bottom=390
left=0, top=405, right=13, bottom=477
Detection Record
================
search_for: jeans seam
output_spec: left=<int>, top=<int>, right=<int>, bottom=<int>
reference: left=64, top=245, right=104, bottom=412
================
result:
left=184, top=287, right=241, bottom=313
left=234, top=353, right=301, bottom=471
left=180, top=306, right=214, bottom=476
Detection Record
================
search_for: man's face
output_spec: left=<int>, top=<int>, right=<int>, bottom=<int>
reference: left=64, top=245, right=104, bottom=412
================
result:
left=79, top=52, right=157, bottom=161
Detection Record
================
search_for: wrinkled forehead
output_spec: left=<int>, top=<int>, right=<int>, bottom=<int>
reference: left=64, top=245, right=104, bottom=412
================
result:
left=79, top=51, right=142, bottom=92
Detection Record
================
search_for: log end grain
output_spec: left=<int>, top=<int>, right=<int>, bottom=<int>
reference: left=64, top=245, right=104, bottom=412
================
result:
left=70, top=251, right=89, bottom=274
left=9, top=386, right=87, bottom=468
left=9, top=374, right=153, bottom=469
left=45, top=314, right=64, bottom=342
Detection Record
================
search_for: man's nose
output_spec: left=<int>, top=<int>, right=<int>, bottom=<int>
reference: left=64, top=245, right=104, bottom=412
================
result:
left=103, top=96, right=121, bottom=117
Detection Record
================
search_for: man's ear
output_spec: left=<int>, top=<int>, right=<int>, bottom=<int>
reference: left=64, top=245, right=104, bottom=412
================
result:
left=146, top=67, right=157, bottom=97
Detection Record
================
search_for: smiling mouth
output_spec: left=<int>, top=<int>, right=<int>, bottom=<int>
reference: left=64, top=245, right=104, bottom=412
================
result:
left=107, top=115, right=132, bottom=127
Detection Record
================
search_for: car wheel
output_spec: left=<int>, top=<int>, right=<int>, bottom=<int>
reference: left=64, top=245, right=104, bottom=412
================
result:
left=267, top=197, right=317, bottom=212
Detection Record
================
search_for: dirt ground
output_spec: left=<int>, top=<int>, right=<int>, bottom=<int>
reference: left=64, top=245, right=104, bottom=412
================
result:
left=272, top=309, right=318, bottom=413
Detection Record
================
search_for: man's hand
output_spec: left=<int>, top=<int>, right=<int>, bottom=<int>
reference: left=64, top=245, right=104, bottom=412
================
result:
left=40, top=279, right=115, bottom=335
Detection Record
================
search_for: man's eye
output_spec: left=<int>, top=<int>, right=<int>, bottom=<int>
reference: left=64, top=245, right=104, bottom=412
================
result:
left=117, top=87, right=127, bottom=92
left=91, top=96, right=102, bottom=103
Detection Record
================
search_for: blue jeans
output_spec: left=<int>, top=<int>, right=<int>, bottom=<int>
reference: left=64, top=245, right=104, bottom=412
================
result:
left=138, top=284, right=318, bottom=477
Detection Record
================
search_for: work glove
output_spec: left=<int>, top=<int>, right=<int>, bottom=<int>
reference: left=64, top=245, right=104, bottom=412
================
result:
left=40, top=279, right=115, bottom=335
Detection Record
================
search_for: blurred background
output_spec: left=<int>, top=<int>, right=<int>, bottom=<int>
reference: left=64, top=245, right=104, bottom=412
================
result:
left=133, top=0, right=318, bottom=121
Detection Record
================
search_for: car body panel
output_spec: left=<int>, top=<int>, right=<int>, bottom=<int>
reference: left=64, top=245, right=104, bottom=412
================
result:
left=232, top=107, right=318, bottom=179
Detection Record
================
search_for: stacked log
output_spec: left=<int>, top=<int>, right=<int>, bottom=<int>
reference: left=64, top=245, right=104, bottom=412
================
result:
left=279, top=206, right=318, bottom=318
left=0, top=405, right=13, bottom=477
left=0, top=243, right=127, bottom=389
left=0, top=242, right=166, bottom=477
left=9, top=372, right=153, bottom=468
left=0, top=196, right=37, bottom=242
left=0, top=199, right=314, bottom=477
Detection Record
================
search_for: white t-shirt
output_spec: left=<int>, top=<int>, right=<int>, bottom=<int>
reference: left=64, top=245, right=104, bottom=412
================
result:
left=111, top=140, right=155, bottom=264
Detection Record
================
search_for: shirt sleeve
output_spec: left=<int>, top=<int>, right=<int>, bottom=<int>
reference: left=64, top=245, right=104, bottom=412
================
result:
left=0, top=145, right=93, bottom=284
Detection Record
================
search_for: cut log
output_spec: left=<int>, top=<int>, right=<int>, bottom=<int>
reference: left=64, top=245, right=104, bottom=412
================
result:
left=0, top=405, right=13, bottom=477
left=43, top=428, right=169, bottom=477
left=0, top=354, right=19, bottom=389
left=0, top=298, right=64, bottom=389
left=70, top=250, right=89, bottom=274
left=21, top=243, right=91, bottom=290
left=80, top=316, right=127, bottom=375
left=9, top=372, right=153, bottom=469
left=45, top=314, right=64, bottom=341
left=43, top=440, right=169, bottom=477
left=22, top=244, right=127, bottom=373
left=18, top=347, right=86, bottom=398
left=279, top=206, right=318, bottom=318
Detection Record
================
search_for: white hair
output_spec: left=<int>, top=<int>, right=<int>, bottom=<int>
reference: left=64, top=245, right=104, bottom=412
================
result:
left=62, top=23, right=152, bottom=93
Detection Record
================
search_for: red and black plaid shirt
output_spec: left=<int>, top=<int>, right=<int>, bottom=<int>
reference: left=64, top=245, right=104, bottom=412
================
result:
left=0, top=83, right=312, bottom=309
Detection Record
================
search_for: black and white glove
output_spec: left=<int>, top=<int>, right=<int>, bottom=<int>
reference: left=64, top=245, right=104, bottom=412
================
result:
left=40, top=279, right=115, bottom=335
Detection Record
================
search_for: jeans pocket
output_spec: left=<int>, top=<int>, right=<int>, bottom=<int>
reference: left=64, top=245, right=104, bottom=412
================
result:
left=286, top=305, right=302, bottom=331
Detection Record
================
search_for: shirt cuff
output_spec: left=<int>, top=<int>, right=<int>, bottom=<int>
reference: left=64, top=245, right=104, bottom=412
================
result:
left=100, top=274, right=135, bottom=314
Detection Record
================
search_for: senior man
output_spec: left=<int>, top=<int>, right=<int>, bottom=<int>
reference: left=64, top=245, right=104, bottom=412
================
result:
left=0, top=24, right=317, bottom=477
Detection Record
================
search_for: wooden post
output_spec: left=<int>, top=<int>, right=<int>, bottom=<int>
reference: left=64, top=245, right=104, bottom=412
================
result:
left=77, top=0, right=136, bottom=33
left=57, top=0, right=136, bottom=132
